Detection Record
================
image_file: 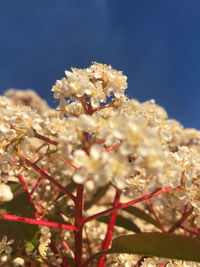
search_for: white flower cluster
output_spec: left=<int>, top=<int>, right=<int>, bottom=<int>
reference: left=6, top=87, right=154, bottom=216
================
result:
left=52, top=62, right=127, bottom=117
left=107, top=254, right=200, bottom=267
left=4, top=88, right=49, bottom=114
left=1, top=63, right=200, bottom=208
left=1, top=63, right=200, bottom=265
left=38, top=226, right=51, bottom=259
left=0, top=235, right=14, bottom=255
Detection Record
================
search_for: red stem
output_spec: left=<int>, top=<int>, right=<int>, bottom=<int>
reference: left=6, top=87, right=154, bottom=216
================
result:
left=74, top=184, right=84, bottom=267
left=33, top=130, right=58, bottom=145
left=59, top=156, right=79, bottom=170
left=93, top=139, right=105, bottom=144
left=104, top=145, right=120, bottom=152
left=92, top=102, right=114, bottom=113
left=180, top=225, right=199, bottom=236
left=167, top=206, right=193, bottom=234
left=19, top=171, right=68, bottom=266
left=81, top=187, right=174, bottom=225
left=87, top=100, right=94, bottom=115
left=62, top=240, right=74, bottom=257
left=0, top=213, right=77, bottom=230
left=34, top=142, right=47, bottom=154
left=98, top=189, right=121, bottom=267
left=80, top=98, right=93, bottom=115
left=30, top=175, right=43, bottom=195
left=145, top=197, right=165, bottom=233
left=18, top=174, right=40, bottom=219
left=19, top=155, right=76, bottom=202
left=50, top=241, right=70, bottom=267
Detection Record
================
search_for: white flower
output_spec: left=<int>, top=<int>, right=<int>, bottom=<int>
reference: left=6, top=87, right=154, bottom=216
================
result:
left=78, top=114, right=97, bottom=131
left=39, top=226, right=51, bottom=258
left=0, top=123, right=10, bottom=133
left=59, top=95, right=67, bottom=118
left=0, top=184, right=13, bottom=202
left=73, top=168, right=88, bottom=184
left=73, top=146, right=105, bottom=185
left=103, top=152, right=131, bottom=189
left=0, top=235, right=14, bottom=255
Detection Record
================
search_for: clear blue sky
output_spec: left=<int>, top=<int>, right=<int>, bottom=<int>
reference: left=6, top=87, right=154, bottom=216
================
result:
left=0, top=0, right=200, bottom=128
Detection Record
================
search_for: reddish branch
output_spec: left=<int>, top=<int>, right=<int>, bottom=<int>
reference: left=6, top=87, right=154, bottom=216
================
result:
left=81, top=187, right=177, bottom=267
left=18, top=153, right=76, bottom=202
left=74, top=184, right=84, bottom=267
left=30, top=175, right=43, bottom=195
left=167, top=206, right=193, bottom=234
left=18, top=169, right=69, bottom=266
left=18, top=173, right=40, bottom=219
left=33, top=130, right=58, bottom=146
left=180, top=226, right=199, bottom=236
left=0, top=213, right=77, bottom=231
left=50, top=241, right=71, bottom=267
left=81, top=187, right=175, bottom=225
left=59, top=156, right=79, bottom=170
left=104, top=145, right=120, bottom=152
left=145, top=197, right=165, bottom=233
left=98, top=189, right=121, bottom=267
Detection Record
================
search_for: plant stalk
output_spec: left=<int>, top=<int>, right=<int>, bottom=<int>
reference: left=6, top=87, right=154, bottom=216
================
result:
left=74, top=184, right=84, bottom=267
left=98, top=189, right=121, bottom=267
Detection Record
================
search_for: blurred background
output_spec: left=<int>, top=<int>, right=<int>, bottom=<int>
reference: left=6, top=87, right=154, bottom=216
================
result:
left=0, top=0, right=200, bottom=128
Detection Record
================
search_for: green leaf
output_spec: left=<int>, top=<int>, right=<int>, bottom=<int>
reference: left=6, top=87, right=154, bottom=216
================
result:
left=84, top=183, right=110, bottom=210
left=97, top=214, right=141, bottom=233
left=123, top=206, right=159, bottom=228
left=26, top=231, right=39, bottom=253
left=0, top=183, right=39, bottom=254
left=105, top=233, right=200, bottom=262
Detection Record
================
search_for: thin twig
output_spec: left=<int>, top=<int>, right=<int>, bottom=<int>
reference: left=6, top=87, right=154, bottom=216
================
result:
left=18, top=153, right=76, bottom=202
left=81, top=187, right=175, bottom=225
left=98, top=189, right=121, bottom=267
left=0, top=213, right=77, bottom=231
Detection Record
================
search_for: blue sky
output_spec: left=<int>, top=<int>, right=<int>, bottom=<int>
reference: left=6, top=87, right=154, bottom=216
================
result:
left=0, top=0, right=200, bottom=128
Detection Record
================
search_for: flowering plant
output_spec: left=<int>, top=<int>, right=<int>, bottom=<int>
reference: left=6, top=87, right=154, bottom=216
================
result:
left=0, top=62, right=200, bottom=267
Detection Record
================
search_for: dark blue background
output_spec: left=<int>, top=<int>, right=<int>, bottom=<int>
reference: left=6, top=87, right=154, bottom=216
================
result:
left=0, top=0, right=200, bottom=128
